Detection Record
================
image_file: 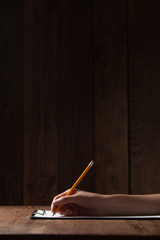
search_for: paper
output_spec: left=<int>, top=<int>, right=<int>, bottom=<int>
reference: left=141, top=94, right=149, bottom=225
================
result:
left=32, top=210, right=64, bottom=218
left=30, top=209, right=160, bottom=219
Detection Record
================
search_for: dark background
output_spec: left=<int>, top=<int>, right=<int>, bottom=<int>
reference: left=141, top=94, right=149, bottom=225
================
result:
left=1, top=0, right=160, bottom=205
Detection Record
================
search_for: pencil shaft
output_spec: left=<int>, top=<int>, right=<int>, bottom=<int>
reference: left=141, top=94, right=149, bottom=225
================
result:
left=53, top=160, right=94, bottom=215
left=66, top=165, right=91, bottom=195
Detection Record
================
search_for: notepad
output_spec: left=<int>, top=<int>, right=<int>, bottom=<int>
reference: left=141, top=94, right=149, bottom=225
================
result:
left=30, top=209, right=160, bottom=219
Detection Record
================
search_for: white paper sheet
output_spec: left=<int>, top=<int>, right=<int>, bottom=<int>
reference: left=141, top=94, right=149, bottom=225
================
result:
left=31, top=209, right=160, bottom=219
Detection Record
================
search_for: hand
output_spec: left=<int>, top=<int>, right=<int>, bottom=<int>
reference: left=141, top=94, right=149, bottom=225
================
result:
left=51, top=190, right=160, bottom=216
left=51, top=189, right=105, bottom=216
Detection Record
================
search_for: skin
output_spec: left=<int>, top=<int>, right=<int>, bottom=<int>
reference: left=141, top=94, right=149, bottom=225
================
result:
left=51, top=189, right=160, bottom=216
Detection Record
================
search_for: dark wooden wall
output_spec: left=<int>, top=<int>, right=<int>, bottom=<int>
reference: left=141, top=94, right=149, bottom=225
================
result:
left=1, top=0, right=160, bottom=205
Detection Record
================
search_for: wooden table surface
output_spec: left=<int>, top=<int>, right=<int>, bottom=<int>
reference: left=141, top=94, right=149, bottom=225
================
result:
left=0, top=206, right=160, bottom=239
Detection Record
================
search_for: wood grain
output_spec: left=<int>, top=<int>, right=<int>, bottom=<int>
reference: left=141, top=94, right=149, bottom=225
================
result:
left=2, top=0, right=160, bottom=204
left=129, top=0, right=160, bottom=193
left=94, top=0, right=128, bottom=194
left=1, top=206, right=160, bottom=239
left=58, top=0, right=94, bottom=193
left=23, top=0, right=58, bottom=204
left=0, top=0, right=23, bottom=204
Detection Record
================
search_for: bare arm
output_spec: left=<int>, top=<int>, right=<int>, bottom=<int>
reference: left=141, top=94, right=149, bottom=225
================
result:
left=102, top=193, right=160, bottom=216
left=51, top=189, right=160, bottom=216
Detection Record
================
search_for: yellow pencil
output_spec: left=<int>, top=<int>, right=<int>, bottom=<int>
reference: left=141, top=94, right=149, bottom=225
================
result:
left=53, top=160, right=94, bottom=215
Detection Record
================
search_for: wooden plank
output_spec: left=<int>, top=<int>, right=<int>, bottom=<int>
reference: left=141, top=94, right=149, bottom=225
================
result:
left=23, top=0, right=58, bottom=204
left=58, top=0, right=94, bottom=193
left=1, top=206, right=160, bottom=238
left=129, top=0, right=160, bottom=193
left=0, top=0, right=23, bottom=204
left=94, top=0, right=128, bottom=194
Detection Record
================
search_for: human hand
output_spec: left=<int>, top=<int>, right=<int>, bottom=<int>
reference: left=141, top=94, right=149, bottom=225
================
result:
left=51, top=190, right=160, bottom=216
left=51, top=189, right=105, bottom=216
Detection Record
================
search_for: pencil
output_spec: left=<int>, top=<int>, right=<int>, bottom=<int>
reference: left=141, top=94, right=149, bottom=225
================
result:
left=52, top=160, right=94, bottom=215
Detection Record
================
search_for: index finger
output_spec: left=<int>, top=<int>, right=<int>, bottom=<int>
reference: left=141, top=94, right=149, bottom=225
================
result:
left=53, top=189, right=70, bottom=201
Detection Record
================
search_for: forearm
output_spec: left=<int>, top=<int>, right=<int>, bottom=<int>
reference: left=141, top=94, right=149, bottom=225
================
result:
left=51, top=190, right=160, bottom=216
left=101, top=194, right=160, bottom=215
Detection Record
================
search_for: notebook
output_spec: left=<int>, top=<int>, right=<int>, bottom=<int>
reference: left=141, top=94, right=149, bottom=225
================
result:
left=30, top=209, right=160, bottom=219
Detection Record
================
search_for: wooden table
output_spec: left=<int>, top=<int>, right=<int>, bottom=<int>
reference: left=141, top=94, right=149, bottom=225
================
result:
left=0, top=206, right=160, bottom=239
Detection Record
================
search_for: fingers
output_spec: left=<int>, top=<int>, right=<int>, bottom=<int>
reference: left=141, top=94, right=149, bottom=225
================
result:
left=59, top=204, right=78, bottom=216
left=54, top=194, right=78, bottom=208
left=51, top=189, right=70, bottom=212
left=51, top=190, right=102, bottom=216
left=53, top=189, right=70, bottom=201
left=51, top=189, right=78, bottom=212
left=53, top=189, right=78, bottom=201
